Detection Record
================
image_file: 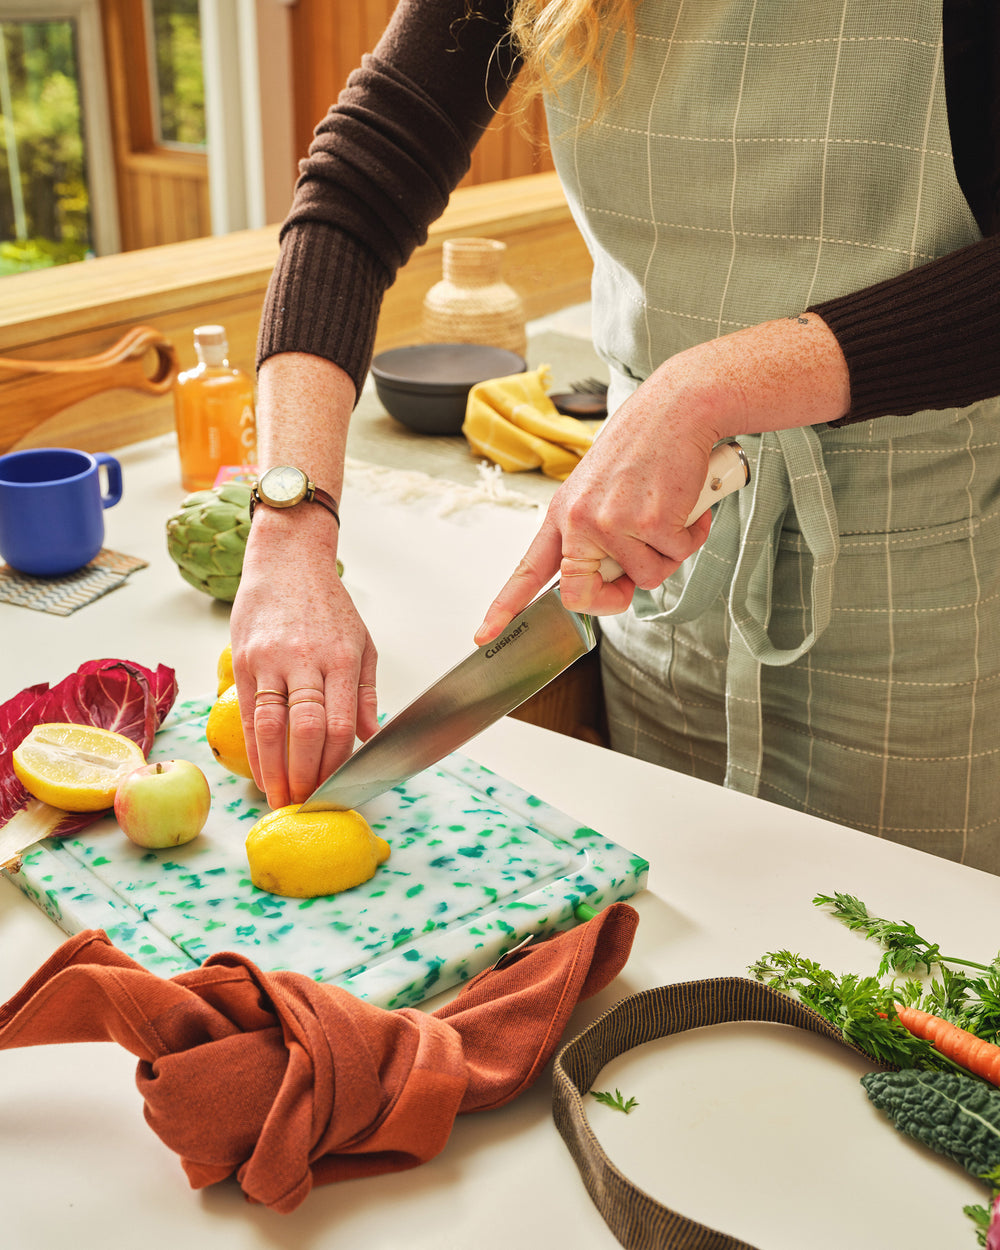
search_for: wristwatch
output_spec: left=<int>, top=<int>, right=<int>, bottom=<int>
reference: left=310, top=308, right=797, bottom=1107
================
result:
left=249, top=466, right=339, bottom=525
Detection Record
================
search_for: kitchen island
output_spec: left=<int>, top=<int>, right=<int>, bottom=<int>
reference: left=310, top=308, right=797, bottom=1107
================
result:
left=2, top=348, right=999, bottom=1250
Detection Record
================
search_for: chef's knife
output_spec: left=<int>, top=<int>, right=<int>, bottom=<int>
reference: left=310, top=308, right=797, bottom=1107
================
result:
left=299, top=440, right=750, bottom=813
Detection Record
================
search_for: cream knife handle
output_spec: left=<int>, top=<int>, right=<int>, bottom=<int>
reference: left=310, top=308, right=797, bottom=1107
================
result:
left=597, top=440, right=750, bottom=582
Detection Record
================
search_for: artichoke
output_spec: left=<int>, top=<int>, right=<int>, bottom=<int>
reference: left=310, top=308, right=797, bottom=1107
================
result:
left=165, top=482, right=251, bottom=602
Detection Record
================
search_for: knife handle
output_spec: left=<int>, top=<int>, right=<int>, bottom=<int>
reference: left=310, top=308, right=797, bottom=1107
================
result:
left=597, top=440, right=750, bottom=582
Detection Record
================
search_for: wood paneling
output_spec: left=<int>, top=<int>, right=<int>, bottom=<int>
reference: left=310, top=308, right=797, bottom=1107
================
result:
left=288, top=0, right=552, bottom=182
left=115, top=153, right=211, bottom=253
left=99, top=0, right=210, bottom=251
left=509, top=648, right=609, bottom=747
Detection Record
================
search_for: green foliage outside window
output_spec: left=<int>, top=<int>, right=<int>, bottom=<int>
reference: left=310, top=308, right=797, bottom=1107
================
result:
left=0, top=19, right=91, bottom=275
left=151, top=0, right=205, bottom=148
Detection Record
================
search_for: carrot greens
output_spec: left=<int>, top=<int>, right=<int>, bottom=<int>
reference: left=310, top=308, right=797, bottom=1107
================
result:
left=750, top=893, right=1000, bottom=1050
left=747, top=949, right=946, bottom=1068
left=813, top=892, right=1000, bottom=979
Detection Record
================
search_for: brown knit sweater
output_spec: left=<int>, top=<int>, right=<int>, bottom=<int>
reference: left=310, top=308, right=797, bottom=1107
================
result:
left=257, top=0, right=1000, bottom=428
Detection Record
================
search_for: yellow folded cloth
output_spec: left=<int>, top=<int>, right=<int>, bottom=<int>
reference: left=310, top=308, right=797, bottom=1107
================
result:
left=462, top=365, right=596, bottom=481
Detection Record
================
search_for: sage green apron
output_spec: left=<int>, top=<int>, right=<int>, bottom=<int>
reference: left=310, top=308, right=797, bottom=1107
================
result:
left=545, top=1, right=1000, bottom=871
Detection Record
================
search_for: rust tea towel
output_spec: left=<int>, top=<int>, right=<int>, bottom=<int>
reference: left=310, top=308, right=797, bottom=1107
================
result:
left=0, top=902, right=638, bottom=1212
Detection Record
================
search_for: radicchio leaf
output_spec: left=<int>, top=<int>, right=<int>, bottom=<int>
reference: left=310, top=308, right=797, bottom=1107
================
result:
left=0, top=659, right=178, bottom=840
left=988, top=1193, right=1000, bottom=1250
left=0, top=681, right=49, bottom=821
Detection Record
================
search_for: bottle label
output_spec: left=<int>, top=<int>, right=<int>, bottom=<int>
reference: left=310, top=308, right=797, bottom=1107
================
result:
left=240, top=404, right=256, bottom=451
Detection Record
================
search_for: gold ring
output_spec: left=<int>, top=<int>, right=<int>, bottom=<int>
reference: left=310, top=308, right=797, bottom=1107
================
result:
left=358, top=683, right=376, bottom=690
left=288, top=693, right=325, bottom=706
left=254, top=688, right=287, bottom=702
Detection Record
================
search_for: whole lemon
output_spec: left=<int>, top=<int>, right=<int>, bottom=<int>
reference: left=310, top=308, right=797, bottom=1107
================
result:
left=245, top=805, right=391, bottom=898
left=217, top=642, right=235, bottom=695
left=205, top=685, right=255, bottom=780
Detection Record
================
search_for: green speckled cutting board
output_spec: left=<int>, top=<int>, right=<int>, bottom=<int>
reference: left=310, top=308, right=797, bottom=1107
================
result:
left=6, top=698, right=648, bottom=1008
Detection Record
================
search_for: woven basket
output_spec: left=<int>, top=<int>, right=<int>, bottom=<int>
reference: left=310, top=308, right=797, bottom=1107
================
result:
left=421, top=238, right=527, bottom=357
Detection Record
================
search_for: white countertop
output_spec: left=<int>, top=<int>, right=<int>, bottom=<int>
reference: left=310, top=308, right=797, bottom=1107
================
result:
left=2, top=429, right=998, bottom=1250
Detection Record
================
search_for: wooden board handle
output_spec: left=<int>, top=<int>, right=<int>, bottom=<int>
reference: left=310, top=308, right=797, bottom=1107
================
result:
left=0, top=326, right=180, bottom=452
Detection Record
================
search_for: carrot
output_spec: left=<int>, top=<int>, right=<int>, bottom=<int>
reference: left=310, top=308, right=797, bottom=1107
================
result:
left=893, top=1003, right=1000, bottom=1085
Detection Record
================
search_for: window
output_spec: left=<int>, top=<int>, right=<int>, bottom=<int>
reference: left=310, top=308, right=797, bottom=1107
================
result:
left=1, top=0, right=293, bottom=266
left=0, top=17, right=90, bottom=272
left=0, top=0, right=116, bottom=273
left=147, top=0, right=205, bottom=150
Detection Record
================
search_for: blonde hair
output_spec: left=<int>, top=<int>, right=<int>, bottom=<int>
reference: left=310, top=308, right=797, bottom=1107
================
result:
left=507, top=0, right=637, bottom=109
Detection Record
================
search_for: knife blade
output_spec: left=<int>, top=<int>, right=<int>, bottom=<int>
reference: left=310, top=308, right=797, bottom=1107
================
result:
left=299, top=440, right=750, bottom=813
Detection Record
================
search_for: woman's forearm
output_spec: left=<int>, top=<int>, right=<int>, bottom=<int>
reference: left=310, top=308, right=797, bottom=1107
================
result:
left=664, top=312, right=852, bottom=442
left=253, top=353, right=355, bottom=499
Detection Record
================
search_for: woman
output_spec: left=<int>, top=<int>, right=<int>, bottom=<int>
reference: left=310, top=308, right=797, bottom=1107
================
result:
left=232, top=1, right=1000, bottom=869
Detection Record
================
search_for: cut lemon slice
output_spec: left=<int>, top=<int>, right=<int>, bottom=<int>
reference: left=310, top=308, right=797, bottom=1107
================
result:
left=12, top=722, right=146, bottom=812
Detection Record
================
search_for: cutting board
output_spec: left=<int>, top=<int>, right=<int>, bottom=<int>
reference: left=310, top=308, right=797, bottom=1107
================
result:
left=7, top=698, right=648, bottom=1009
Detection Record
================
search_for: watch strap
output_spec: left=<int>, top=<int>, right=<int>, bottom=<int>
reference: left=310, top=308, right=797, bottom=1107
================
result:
left=304, top=484, right=340, bottom=526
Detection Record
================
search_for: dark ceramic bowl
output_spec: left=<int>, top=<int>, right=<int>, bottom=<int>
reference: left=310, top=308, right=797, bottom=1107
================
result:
left=370, top=343, right=528, bottom=435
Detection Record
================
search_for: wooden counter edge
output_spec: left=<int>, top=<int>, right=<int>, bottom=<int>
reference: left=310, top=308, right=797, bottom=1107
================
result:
left=0, top=170, right=592, bottom=457
left=0, top=172, right=590, bottom=354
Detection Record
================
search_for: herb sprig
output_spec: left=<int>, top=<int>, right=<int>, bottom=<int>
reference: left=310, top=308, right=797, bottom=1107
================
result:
left=590, top=1088, right=638, bottom=1114
left=747, top=948, right=944, bottom=1067
left=751, top=893, right=1000, bottom=1057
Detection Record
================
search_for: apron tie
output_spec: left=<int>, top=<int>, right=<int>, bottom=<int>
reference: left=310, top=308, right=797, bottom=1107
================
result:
left=633, top=428, right=840, bottom=795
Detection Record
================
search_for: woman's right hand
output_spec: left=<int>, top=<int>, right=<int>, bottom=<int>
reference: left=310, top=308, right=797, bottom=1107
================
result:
left=474, top=313, right=852, bottom=643
left=230, top=503, right=379, bottom=810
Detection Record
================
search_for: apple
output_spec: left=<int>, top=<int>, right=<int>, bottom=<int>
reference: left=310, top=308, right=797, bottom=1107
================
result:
left=114, top=759, right=212, bottom=848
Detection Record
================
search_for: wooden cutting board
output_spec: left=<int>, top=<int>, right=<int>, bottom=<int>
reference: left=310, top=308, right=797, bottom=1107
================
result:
left=7, top=698, right=648, bottom=1008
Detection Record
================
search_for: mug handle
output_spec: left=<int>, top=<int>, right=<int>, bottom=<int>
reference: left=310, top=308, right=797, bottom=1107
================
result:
left=95, top=453, right=123, bottom=508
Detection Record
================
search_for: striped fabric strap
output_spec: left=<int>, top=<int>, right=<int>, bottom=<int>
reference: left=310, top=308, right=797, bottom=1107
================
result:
left=552, top=977, right=878, bottom=1249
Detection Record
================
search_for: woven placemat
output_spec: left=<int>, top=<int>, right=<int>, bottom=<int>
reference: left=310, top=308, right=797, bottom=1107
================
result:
left=0, top=549, right=148, bottom=616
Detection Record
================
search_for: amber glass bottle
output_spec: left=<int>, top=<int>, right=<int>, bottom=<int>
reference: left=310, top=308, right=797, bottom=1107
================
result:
left=173, top=325, right=257, bottom=491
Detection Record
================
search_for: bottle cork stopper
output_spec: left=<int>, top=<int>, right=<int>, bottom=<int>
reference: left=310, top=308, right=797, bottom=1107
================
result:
left=194, top=325, right=228, bottom=365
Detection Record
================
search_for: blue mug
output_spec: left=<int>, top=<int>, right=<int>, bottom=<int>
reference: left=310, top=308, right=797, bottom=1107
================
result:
left=0, top=447, right=124, bottom=577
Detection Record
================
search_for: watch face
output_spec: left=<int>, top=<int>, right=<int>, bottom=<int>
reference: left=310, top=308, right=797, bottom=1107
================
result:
left=260, top=465, right=307, bottom=506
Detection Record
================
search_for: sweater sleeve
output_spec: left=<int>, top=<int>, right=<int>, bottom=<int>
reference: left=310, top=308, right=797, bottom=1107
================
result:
left=811, top=234, right=1000, bottom=427
left=256, top=0, right=519, bottom=392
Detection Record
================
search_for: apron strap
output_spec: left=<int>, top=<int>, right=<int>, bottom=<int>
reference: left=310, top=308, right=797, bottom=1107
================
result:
left=633, top=429, right=840, bottom=796
left=728, top=427, right=840, bottom=666
left=552, top=977, right=882, bottom=1250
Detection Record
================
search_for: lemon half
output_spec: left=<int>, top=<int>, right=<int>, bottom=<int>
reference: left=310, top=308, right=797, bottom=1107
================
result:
left=246, top=805, right=391, bottom=898
left=13, top=722, right=146, bottom=812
